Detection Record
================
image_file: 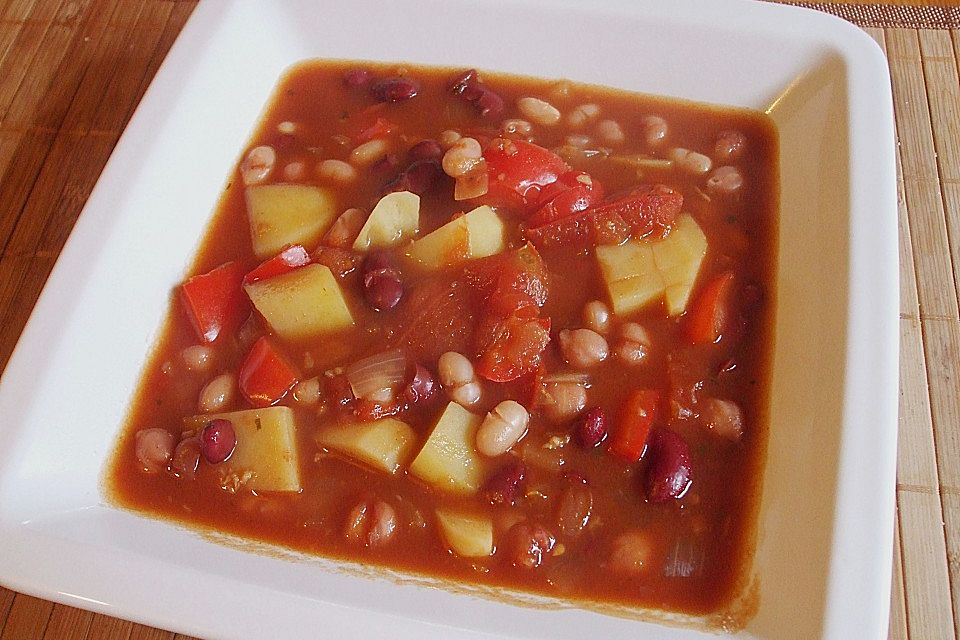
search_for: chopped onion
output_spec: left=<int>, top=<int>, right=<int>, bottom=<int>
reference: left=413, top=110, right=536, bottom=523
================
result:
left=346, top=349, right=408, bottom=401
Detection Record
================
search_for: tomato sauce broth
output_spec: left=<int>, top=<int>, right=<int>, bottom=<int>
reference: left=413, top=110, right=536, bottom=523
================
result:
left=108, top=61, right=778, bottom=622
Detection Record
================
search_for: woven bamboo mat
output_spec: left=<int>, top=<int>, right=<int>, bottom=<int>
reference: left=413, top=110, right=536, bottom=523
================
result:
left=0, top=1, right=956, bottom=639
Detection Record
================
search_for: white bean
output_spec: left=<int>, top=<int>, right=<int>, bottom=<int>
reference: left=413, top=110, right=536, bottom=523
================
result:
left=566, top=103, right=600, bottom=128
left=502, top=119, right=532, bottom=136
left=135, top=428, right=175, bottom=473
left=706, top=166, right=743, bottom=194
left=565, top=133, right=592, bottom=148
left=596, top=119, right=625, bottom=146
left=616, top=322, right=651, bottom=364
left=477, top=400, right=530, bottom=456
left=181, top=345, right=213, bottom=372
left=344, top=498, right=397, bottom=548
left=582, top=300, right=611, bottom=335
left=277, top=121, right=297, bottom=134
left=441, top=137, right=482, bottom=178
left=350, top=138, right=389, bottom=166
left=293, top=377, right=322, bottom=406
left=609, top=530, right=654, bottom=574
left=282, top=161, right=306, bottom=181
left=240, top=145, right=275, bottom=185
left=198, top=373, right=235, bottom=413
left=438, top=351, right=481, bottom=408
left=517, top=96, right=561, bottom=126
left=439, top=129, right=462, bottom=149
left=714, top=129, right=746, bottom=162
left=558, top=329, right=608, bottom=368
left=669, top=147, right=712, bottom=174
left=542, top=380, right=587, bottom=423
left=642, top=116, right=668, bottom=147
left=317, top=159, right=357, bottom=183
left=450, top=381, right=482, bottom=408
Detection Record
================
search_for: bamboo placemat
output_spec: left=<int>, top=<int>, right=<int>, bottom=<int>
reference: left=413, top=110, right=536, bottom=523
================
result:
left=0, top=1, right=956, bottom=639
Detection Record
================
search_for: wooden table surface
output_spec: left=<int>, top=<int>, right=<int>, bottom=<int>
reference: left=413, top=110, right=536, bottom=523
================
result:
left=0, top=1, right=957, bottom=638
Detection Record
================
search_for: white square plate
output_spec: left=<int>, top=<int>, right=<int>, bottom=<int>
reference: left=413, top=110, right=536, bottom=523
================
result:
left=0, top=1, right=898, bottom=638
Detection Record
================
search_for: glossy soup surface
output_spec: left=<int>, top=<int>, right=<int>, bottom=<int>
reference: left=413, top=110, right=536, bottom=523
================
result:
left=109, top=61, right=777, bottom=621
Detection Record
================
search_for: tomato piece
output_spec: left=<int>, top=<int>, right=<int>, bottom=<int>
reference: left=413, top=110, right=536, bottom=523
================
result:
left=526, top=184, right=683, bottom=249
left=465, top=243, right=549, bottom=307
left=526, top=171, right=604, bottom=228
left=180, top=262, right=248, bottom=343
left=243, top=245, right=311, bottom=285
left=238, top=337, right=299, bottom=407
left=355, top=116, right=397, bottom=143
left=475, top=317, right=551, bottom=383
left=608, top=389, right=661, bottom=462
left=480, top=139, right=570, bottom=212
left=684, top=272, right=735, bottom=345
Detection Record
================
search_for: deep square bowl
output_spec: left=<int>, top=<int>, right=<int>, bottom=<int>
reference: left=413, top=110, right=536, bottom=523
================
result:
left=0, top=1, right=898, bottom=638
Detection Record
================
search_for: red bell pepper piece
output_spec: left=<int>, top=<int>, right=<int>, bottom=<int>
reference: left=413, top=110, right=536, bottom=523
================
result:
left=609, top=389, right=661, bottom=462
left=243, top=245, right=311, bottom=286
left=685, top=271, right=735, bottom=345
left=180, top=262, right=247, bottom=343
left=526, top=184, right=683, bottom=249
left=238, top=336, right=299, bottom=407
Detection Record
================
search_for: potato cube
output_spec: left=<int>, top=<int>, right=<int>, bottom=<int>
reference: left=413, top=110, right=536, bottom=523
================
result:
left=406, top=205, right=506, bottom=270
left=597, top=213, right=707, bottom=316
left=436, top=509, right=494, bottom=558
left=246, top=184, right=338, bottom=259
left=315, top=418, right=417, bottom=475
left=184, top=406, right=300, bottom=492
left=352, top=191, right=420, bottom=252
left=409, top=402, right=485, bottom=494
left=245, top=264, right=354, bottom=340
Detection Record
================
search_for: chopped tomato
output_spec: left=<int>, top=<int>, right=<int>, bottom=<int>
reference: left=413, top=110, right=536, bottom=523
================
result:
left=243, top=245, right=311, bottom=285
left=526, top=171, right=604, bottom=228
left=475, top=316, right=551, bottom=383
left=355, top=116, right=397, bottom=143
left=238, top=336, right=299, bottom=407
left=685, top=272, right=735, bottom=345
left=465, top=243, right=549, bottom=307
left=526, top=184, right=683, bottom=249
left=180, top=262, right=248, bottom=343
left=609, top=389, right=661, bottom=462
left=480, top=139, right=569, bottom=212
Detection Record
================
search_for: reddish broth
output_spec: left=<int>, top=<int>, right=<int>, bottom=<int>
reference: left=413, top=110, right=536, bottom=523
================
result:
left=108, top=61, right=777, bottom=622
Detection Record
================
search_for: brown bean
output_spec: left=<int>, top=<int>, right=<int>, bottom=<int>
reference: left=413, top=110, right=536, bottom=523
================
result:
left=645, top=429, right=693, bottom=502
left=171, top=437, right=201, bottom=477
left=505, top=521, right=556, bottom=569
left=344, top=498, right=397, bottom=547
left=135, top=428, right=175, bottom=473
left=556, top=484, right=593, bottom=537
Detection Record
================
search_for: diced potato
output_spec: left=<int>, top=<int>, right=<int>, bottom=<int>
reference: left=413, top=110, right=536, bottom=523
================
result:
left=315, top=418, right=417, bottom=475
left=597, top=213, right=707, bottom=316
left=436, top=509, right=494, bottom=558
left=184, top=406, right=300, bottom=492
left=406, top=205, right=506, bottom=270
left=409, top=402, right=485, bottom=494
left=352, top=191, right=420, bottom=252
left=245, top=263, right=354, bottom=340
left=246, top=185, right=337, bottom=259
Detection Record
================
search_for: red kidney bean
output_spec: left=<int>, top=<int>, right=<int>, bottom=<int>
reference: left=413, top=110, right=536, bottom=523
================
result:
left=386, top=159, right=443, bottom=196
left=342, top=68, right=371, bottom=87
left=506, top=521, right=556, bottom=569
left=134, top=428, right=175, bottom=473
left=371, top=77, right=419, bottom=103
left=473, top=87, right=505, bottom=118
left=362, top=253, right=404, bottom=311
left=408, top=139, right=443, bottom=162
left=326, top=373, right=356, bottom=410
left=645, top=430, right=692, bottom=502
left=446, top=68, right=504, bottom=118
left=574, top=407, right=607, bottom=448
left=344, top=497, right=397, bottom=548
left=403, top=364, right=435, bottom=404
left=314, top=246, right=359, bottom=278
left=200, top=419, right=236, bottom=464
left=483, top=460, right=526, bottom=506
left=171, top=437, right=201, bottom=477
left=448, top=69, right=479, bottom=95
left=370, top=154, right=399, bottom=173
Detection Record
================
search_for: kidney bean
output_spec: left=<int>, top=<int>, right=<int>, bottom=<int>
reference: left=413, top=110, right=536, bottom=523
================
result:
left=473, top=87, right=505, bottom=118
left=371, top=77, right=419, bottom=103
left=645, top=430, right=692, bottom=502
left=387, top=159, right=443, bottom=195
left=506, top=521, right=556, bottom=569
left=714, top=129, right=746, bottom=162
left=362, top=252, right=403, bottom=311
left=314, top=246, right=359, bottom=278
left=134, top=428, right=175, bottom=473
left=403, top=364, right=435, bottom=404
left=556, top=483, right=593, bottom=538
left=370, top=153, right=399, bottom=173
left=326, top=373, right=355, bottom=410
left=484, top=460, right=527, bottom=505
left=408, top=139, right=443, bottom=161
left=200, top=418, right=236, bottom=464
left=448, top=69, right=479, bottom=95
left=344, top=497, right=397, bottom=547
left=342, top=68, right=371, bottom=87
left=171, top=437, right=201, bottom=477
left=574, top=407, right=607, bottom=448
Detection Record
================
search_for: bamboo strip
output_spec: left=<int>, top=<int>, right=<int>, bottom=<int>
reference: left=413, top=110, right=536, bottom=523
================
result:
left=127, top=625, right=174, bottom=640
left=0, top=588, right=13, bottom=635
left=84, top=615, right=131, bottom=639
left=0, top=0, right=67, bottom=123
left=889, top=520, right=910, bottom=640
left=921, top=318, right=960, bottom=492
left=42, top=606, right=93, bottom=640
left=0, top=594, right=52, bottom=640
left=0, top=0, right=41, bottom=88
left=898, top=318, right=939, bottom=488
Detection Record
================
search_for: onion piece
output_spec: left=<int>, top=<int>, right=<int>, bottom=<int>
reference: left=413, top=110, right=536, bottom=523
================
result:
left=346, top=349, right=408, bottom=401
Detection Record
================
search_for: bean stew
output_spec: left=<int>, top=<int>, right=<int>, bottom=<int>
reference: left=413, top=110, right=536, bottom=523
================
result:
left=108, top=61, right=777, bottom=625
